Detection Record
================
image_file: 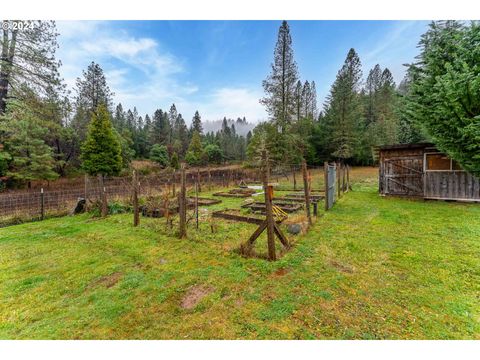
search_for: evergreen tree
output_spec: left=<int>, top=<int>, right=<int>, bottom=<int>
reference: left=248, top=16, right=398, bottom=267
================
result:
left=396, top=72, right=426, bottom=144
left=149, top=144, right=169, bottom=168
left=302, top=80, right=311, bottom=119
left=362, top=64, right=399, bottom=152
left=246, top=130, right=252, bottom=145
left=0, top=99, right=58, bottom=186
left=310, top=81, right=318, bottom=120
left=115, top=128, right=135, bottom=167
left=364, top=64, right=382, bottom=127
left=170, top=152, right=179, bottom=170
left=323, top=48, right=363, bottom=161
left=260, top=20, right=299, bottom=133
left=144, top=114, right=152, bottom=133
left=404, top=21, right=480, bottom=175
left=72, top=62, right=113, bottom=142
left=168, top=104, right=178, bottom=144
left=0, top=21, right=62, bottom=115
left=204, top=144, right=223, bottom=164
left=81, top=104, right=122, bottom=177
left=173, top=113, right=189, bottom=157
left=377, top=68, right=398, bottom=144
left=75, top=62, right=114, bottom=114
left=191, top=110, right=203, bottom=135
left=113, top=103, right=126, bottom=131
left=149, top=109, right=170, bottom=145
left=185, top=130, right=204, bottom=166
left=294, top=80, right=303, bottom=121
left=134, top=115, right=149, bottom=158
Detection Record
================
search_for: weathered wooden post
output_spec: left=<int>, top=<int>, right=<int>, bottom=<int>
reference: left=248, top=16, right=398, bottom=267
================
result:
left=84, top=174, right=88, bottom=199
left=132, top=170, right=140, bottom=227
left=40, top=188, right=45, bottom=221
left=292, top=165, right=297, bottom=191
left=302, top=159, right=312, bottom=226
left=347, top=165, right=351, bottom=191
left=337, top=162, right=341, bottom=199
left=342, top=164, right=346, bottom=193
left=324, top=162, right=329, bottom=211
left=178, top=163, right=187, bottom=238
left=195, top=181, right=199, bottom=230
left=262, top=150, right=276, bottom=261
left=99, top=174, right=108, bottom=217
left=208, top=169, right=212, bottom=190
left=197, top=169, right=202, bottom=193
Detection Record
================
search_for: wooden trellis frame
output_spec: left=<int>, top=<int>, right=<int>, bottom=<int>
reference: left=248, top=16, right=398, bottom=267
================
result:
left=243, top=150, right=290, bottom=261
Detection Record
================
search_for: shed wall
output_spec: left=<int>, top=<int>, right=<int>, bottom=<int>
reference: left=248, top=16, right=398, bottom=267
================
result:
left=379, top=145, right=480, bottom=202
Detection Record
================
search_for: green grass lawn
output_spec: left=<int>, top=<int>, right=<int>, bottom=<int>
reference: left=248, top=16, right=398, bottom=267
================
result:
left=0, top=172, right=479, bottom=339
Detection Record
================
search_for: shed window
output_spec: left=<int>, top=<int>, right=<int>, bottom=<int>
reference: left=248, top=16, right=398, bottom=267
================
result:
left=426, top=153, right=451, bottom=170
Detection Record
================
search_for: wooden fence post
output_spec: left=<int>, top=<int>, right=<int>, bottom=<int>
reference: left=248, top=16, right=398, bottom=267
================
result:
left=324, top=162, right=329, bottom=211
left=40, top=188, right=45, bottom=220
left=208, top=169, right=212, bottom=190
left=84, top=174, right=88, bottom=199
left=347, top=165, right=351, bottom=191
left=197, top=169, right=202, bottom=193
left=292, top=165, right=297, bottom=191
left=163, top=187, right=170, bottom=227
left=342, top=164, right=346, bottom=193
left=302, top=159, right=312, bottom=226
left=99, top=174, right=108, bottom=217
left=337, top=162, right=341, bottom=199
left=195, top=181, right=199, bottom=229
left=262, top=150, right=276, bottom=261
left=133, top=170, right=140, bottom=227
left=172, top=171, right=176, bottom=197
left=178, top=163, right=187, bottom=238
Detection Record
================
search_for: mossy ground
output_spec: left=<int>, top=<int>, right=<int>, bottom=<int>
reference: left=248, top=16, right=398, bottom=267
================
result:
left=0, top=167, right=479, bottom=339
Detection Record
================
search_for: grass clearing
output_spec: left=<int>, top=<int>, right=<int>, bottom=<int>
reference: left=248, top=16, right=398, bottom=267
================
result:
left=0, top=167, right=479, bottom=339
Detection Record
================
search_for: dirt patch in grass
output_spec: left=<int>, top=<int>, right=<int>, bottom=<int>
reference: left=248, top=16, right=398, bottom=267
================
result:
left=272, top=267, right=290, bottom=277
left=87, top=272, right=123, bottom=289
left=330, top=260, right=354, bottom=274
left=181, top=285, right=215, bottom=309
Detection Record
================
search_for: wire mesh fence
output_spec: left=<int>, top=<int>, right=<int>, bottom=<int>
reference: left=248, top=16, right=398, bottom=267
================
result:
left=0, top=162, right=349, bottom=227
left=0, top=167, right=261, bottom=226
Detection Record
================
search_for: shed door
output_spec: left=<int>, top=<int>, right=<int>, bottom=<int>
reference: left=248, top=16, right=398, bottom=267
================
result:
left=384, top=156, right=424, bottom=196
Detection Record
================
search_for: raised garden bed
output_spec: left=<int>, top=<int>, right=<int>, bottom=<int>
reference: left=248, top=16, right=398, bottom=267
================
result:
left=241, top=201, right=302, bottom=213
left=186, top=197, right=222, bottom=206
left=212, top=209, right=285, bottom=225
left=213, top=188, right=257, bottom=198
left=142, top=197, right=222, bottom=218
left=279, top=192, right=325, bottom=202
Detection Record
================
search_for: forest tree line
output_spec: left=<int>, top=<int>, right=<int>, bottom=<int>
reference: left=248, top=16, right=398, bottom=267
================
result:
left=0, top=21, right=251, bottom=188
left=1, top=20, right=479, bottom=189
left=248, top=20, right=425, bottom=167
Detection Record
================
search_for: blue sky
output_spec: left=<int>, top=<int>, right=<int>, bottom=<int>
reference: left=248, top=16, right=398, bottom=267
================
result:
left=57, top=20, right=430, bottom=124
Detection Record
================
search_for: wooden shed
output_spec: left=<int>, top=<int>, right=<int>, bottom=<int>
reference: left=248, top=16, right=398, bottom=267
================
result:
left=378, top=143, right=480, bottom=202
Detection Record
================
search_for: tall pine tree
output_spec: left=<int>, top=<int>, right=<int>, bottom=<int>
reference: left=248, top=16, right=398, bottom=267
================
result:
left=191, top=110, right=203, bottom=135
left=323, top=48, right=363, bottom=161
left=260, top=20, right=299, bottom=133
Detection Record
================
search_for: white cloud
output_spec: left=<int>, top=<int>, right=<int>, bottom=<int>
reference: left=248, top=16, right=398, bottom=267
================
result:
left=55, top=21, right=267, bottom=124
left=56, top=21, right=192, bottom=117
left=200, top=87, right=267, bottom=121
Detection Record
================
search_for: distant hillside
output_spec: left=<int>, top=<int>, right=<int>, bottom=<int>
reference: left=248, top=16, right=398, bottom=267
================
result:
left=202, top=118, right=256, bottom=137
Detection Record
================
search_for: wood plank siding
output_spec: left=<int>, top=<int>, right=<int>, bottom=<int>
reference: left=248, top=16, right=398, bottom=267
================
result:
left=378, top=143, right=480, bottom=202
